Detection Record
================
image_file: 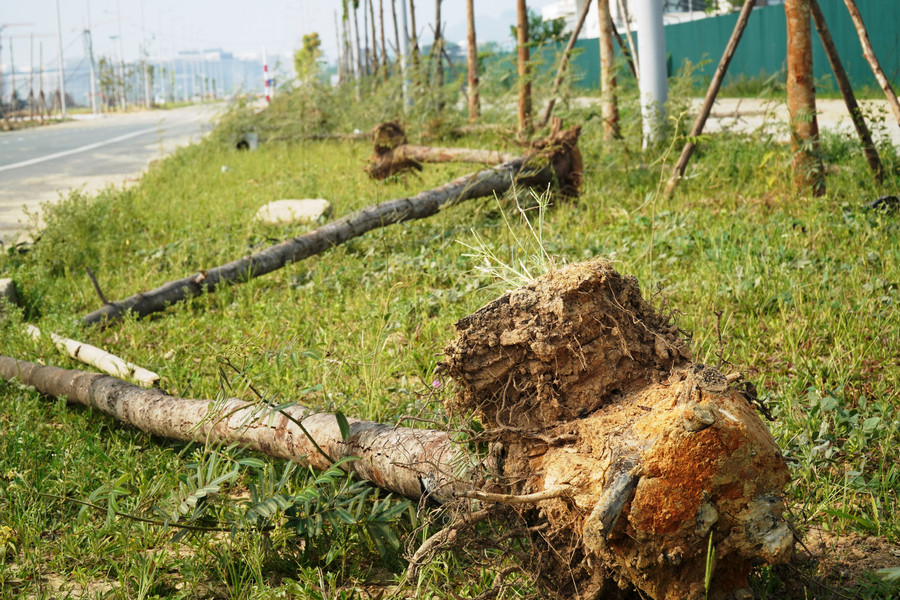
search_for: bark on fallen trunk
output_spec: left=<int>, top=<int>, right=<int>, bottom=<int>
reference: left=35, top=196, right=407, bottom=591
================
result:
left=367, top=144, right=516, bottom=179
left=0, top=356, right=464, bottom=502
left=83, top=126, right=581, bottom=326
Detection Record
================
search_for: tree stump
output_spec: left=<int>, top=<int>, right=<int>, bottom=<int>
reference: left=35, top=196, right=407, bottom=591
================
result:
left=444, top=260, right=792, bottom=600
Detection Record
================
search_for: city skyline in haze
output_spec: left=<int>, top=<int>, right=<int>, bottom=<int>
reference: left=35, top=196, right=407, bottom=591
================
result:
left=2, top=1, right=559, bottom=77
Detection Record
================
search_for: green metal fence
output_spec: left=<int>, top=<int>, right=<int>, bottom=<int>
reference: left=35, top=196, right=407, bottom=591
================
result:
left=567, top=0, right=899, bottom=90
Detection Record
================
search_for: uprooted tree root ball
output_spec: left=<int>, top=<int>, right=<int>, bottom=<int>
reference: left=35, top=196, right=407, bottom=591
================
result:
left=443, top=260, right=793, bottom=600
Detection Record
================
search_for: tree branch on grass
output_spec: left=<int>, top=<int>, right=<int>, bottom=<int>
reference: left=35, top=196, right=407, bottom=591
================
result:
left=82, top=125, right=582, bottom=326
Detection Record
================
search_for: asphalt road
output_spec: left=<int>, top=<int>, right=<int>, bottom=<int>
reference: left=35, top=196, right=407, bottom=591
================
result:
left=0, top=103, right=220, bottom=245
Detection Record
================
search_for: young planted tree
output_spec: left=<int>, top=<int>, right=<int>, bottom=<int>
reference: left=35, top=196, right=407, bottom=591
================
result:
left=353, top=1, right=364, bottom=77
left=517, top=0, right=532, bottom=138
left=408, top=0, right=421, bottom=74
left=598, top=0, right=619, bottom=140
left=367, top=0, right=378, bottom=75
left=294, top=33, right=324, bottom=83
left=466, top=0, right=480, bottom=123
left=391, top=0, right=401, bottom=67
left=785, top=0, right=824, bottom=196
left=379, top=0, right=388, bottom=79
left=432, top=0, right=445, bottom=112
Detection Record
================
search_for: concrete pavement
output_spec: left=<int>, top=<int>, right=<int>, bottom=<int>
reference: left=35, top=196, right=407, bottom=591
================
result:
left=0, top=103, right=221, bottom=245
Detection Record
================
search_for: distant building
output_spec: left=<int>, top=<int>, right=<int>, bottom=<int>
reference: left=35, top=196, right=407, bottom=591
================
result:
left=541, top=0, right=785, bottom=40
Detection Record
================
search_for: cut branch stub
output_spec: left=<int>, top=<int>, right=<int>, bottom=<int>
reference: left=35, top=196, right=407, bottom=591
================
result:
left=444, top=260, right=792, bottom=600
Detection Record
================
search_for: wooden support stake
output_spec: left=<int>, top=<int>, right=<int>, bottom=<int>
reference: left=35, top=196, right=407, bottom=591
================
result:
left=664, top=0, right=757, bottom=197
left=810, top=0, right=883, bottom=183
left=842, top=0, right=900, bottom=129
left=539, top=0, right=593, bottom=128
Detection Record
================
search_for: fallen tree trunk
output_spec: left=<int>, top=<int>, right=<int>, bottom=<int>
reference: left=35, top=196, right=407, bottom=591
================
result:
left=0, top=355, right=464, bottom=502
left=17, top=260, right=793, bottom=599
left=367, top=144, right=516, bottom=179
left=366, top=120, right=515, bottom=179
left=82, top=124, right=581, bottom=326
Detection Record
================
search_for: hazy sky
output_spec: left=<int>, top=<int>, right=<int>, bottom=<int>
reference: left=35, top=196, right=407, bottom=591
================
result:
left=2, top=1, right=558, bottom=72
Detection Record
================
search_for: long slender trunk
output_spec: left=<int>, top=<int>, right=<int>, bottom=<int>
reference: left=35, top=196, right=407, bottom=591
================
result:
left=367, top=0, right=378, bottom=75
left=409, top=0, right=420, bottom=73
left=433, top=0, right=444, bottom=112
left=841, top=0, right=900, bottom=128
left=379, top=0, right=389, bottom=79
left=466, top=0, right=480, bottom=123
left=334, top=11, right=346, bottom=84
left=785, top=0, right=824, bottom=196
left=598, top=0, right=619, bottom=140
left=517, top=0, right=532, bottom=138
left=353, top=3, right=364, bottom=78
left=391, top=0, right=401, bottom=67
left=0, top=356, right=461, bottom=502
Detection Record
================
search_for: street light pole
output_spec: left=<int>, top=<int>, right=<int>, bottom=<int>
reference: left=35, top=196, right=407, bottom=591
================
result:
left=55, top=0, right=67, bottom=118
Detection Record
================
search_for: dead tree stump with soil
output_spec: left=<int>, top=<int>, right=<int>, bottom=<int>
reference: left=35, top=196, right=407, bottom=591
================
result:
left=444, top=260, right=792, bottom=600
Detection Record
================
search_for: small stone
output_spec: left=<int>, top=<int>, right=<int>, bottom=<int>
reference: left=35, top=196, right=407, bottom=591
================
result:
left=0, top=278, right=18, bottom=306
left=255, top=199, right=331, bottom=225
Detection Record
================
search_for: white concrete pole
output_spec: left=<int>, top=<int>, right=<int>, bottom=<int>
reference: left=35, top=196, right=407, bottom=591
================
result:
left=634, top=0, right=667, bottom=147
left=55, top=0, right=67, bottom=117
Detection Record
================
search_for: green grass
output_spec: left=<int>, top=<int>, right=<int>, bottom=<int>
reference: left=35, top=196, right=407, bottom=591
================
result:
left=1, top=75, right=899, bottom=599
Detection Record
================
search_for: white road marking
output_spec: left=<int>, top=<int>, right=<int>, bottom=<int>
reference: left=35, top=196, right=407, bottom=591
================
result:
left=0, top=125, right=161, bottom=173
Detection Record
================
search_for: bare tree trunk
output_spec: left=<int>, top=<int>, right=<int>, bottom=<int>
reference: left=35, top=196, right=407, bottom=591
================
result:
left=517, top=0, right=532, bottom=138
left=0, top=356, right=461, bottom=502
left=368, top=0, right=379, bottom=75
left=785, top=0, right=825, bottom=196
left=353, top=3, right=364, bottom=78
left=598, top=0, right=620, bottom=140
left=391, top=0, right=401, bottom=67
left=466, top=0, right=480, bottom=123
left=432, top=0, right=445, bottom=112
left=664, top=0, right=756, bottom=197
left=335, top=11, right=346, bottom=84
left=842, top=0, right=900, bottom=128
left=379, top=0, right=389, bottom=79
left=409, top=0, right=420, bottom=75
left=82, top=125, right=583, bottom=325
left=810, top=0, right=883, bottom=183
left=539, top=0, right=593, bottom=128
left=345, top=16, right=356, bottom=81
left=368, top=144, right=516, bottom=179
